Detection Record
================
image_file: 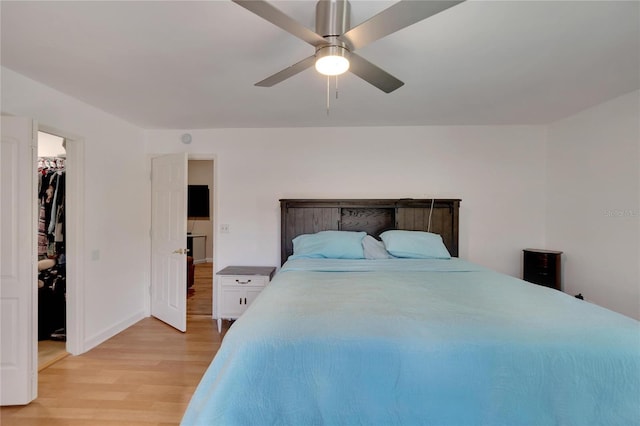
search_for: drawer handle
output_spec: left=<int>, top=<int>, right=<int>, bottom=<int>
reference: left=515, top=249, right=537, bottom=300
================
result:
left=236, top=279, right=252, bottom=285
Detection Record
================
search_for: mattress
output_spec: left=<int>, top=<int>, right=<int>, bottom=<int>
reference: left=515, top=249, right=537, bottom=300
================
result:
left=182, top=258, right=640, bottom=425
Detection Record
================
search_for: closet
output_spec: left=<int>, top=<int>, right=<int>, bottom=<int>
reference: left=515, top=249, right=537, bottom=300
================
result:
left=37, top=132, right=66, bottom=344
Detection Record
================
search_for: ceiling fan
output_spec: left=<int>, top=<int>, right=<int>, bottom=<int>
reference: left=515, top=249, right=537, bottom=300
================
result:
left=232, top=0, right=465, bottom=93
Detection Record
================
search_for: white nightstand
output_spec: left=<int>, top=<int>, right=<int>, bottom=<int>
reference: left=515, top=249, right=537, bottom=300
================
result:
left=216, top=266, right=276, bottom=332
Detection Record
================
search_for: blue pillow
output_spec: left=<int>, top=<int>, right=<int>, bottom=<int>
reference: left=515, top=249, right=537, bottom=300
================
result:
left=290, top=231, right=366, bottom=259
left=380, top=230, right=451, bottom=259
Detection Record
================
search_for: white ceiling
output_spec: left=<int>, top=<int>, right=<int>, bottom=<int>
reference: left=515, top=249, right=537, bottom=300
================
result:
left=1, top=0, right=638, bottom=129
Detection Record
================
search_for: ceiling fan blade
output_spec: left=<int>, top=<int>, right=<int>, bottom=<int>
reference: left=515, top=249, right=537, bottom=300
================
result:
left=339, top=0, right=465, bottom=51
left=232, top=0, right=328, bottom=48
left=255, top=55, right=316, bottom=87
left=348, top=53, right=404, bottom=93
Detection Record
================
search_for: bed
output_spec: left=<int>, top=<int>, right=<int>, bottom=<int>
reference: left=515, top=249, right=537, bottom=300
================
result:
left=182, top=199, right=640, bottom=425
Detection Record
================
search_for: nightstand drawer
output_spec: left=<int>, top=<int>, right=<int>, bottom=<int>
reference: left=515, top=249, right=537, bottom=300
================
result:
left=220, top=275, right=269, bottom=287
left=524, top=270, right=554, bottom=288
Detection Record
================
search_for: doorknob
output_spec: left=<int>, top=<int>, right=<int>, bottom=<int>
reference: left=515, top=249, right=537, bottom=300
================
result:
left=173, top=248, right=187, bottom=254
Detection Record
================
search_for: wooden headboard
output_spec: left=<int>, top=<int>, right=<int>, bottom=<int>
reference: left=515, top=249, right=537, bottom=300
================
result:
left=280, top=199, right=461, bottom=265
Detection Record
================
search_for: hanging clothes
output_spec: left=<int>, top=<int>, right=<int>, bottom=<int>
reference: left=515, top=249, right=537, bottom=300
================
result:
left=37, top=157, right=65, bottom=259
left=37, top=156, right=67, bottom=341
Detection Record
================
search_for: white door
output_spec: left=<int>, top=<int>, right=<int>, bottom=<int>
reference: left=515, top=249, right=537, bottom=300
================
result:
left=151, top=153, right=187, bottom=332
left=1, top=117, right=37, bottom=405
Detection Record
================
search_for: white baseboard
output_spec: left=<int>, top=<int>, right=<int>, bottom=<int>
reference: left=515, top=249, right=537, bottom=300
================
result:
left=82, top=310, right=146, bottom=353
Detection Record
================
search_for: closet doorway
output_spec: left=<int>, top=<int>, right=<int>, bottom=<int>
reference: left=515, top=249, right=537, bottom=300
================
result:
left=36, top=128, right=84, bottom=363
left=186, top=159, right=214, bottom=318
left=36, top=131, right=68, bottom=368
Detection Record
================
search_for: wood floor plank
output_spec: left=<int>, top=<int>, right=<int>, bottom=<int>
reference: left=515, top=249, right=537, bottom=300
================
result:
left=1, top=315, right=228, bottom=425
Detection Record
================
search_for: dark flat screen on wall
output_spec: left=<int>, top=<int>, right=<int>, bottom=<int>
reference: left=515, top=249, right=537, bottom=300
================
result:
left=188, top=185, right=210, bottom=219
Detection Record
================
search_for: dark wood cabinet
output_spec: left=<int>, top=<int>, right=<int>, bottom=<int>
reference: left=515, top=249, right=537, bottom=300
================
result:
left=523, top=249, right=562, bottom=290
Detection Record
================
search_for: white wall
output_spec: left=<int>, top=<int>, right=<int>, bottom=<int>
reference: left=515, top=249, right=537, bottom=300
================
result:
left=546, top=90, right=640, bottom=320
left=146, top=126, right=547, bottom=283
left=2, top=67, right=149, bottom=352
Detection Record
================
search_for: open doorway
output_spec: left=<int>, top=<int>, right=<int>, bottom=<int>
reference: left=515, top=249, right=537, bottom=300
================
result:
left=186, top=159, right=214, bottom=317
left=36, top=127, right=84, bottom=360
left=36, top=131, right=68, bottom=369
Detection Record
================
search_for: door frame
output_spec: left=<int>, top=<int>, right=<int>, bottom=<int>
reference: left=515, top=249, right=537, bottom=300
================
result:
left=38, top=125, right=85, bottom=355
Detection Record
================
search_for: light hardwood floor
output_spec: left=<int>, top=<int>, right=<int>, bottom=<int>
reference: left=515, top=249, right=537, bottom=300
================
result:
left=3, top=313, right=228, bottom=424
left=187, top=263, right=213, bottom=316
left=38, top=340, right=68, bottom=371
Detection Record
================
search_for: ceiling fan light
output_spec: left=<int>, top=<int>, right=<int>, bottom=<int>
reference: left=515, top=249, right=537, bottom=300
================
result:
left=315, top=56, right=349, bottom=76
left=315, top=45, right=350, bottom=76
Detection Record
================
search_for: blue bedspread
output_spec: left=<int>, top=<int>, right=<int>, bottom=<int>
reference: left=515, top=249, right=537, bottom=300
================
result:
left=182, top=259, right=640, bottom=425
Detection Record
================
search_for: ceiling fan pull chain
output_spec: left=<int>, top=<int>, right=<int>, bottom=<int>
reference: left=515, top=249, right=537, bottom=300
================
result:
left=326, top=75, right=331, bottom=116
left=335, top=75, right=339, bottom=100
